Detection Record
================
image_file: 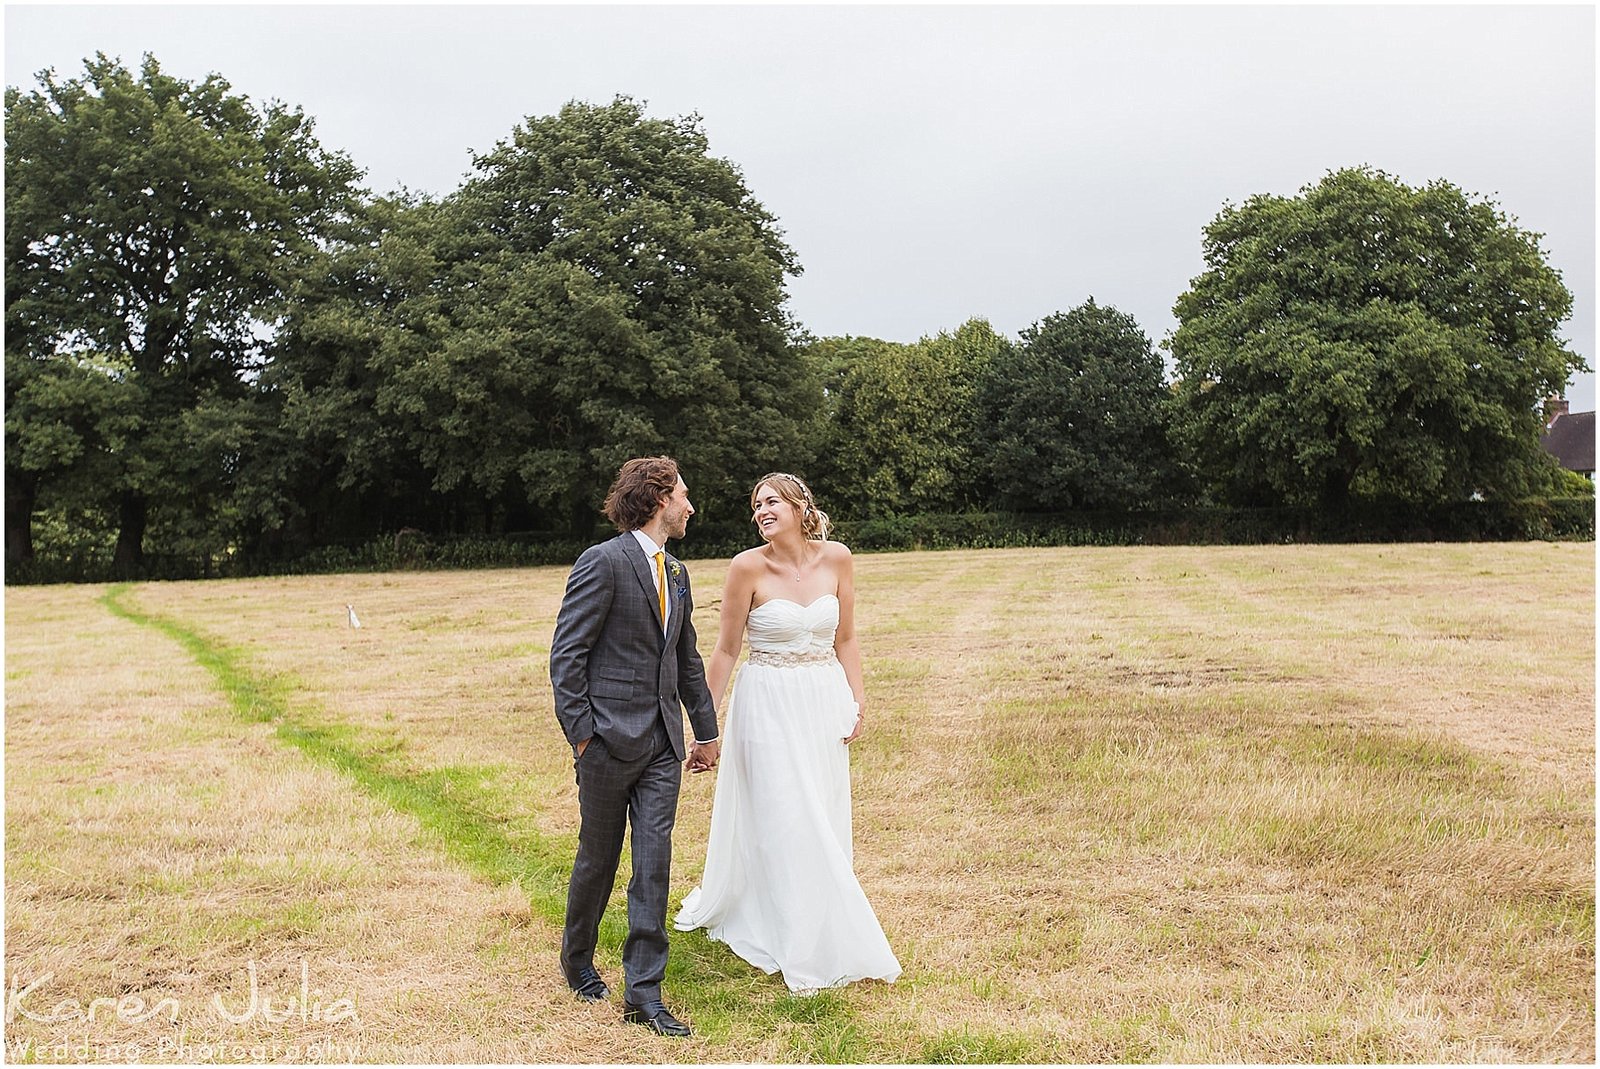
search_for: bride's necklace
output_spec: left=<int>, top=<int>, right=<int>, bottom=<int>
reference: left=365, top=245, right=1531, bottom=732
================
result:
left=773, top=546, right=818, bottom=582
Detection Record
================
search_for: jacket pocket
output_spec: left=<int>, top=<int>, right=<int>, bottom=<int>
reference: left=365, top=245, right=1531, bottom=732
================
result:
left=590, top=664, right=635, bottom=700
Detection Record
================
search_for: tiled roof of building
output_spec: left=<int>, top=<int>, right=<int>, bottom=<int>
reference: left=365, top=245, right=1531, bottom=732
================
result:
left=1541, top=410, right=1595, bottom=473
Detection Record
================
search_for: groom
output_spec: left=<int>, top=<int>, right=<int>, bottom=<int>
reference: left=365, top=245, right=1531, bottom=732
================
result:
left=549, top=456, right=721, bottom=1037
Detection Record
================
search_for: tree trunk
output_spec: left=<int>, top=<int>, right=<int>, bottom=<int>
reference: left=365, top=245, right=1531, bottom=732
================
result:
left=569, top=494, right=600, bottom=539
left=5, top=472, right=39, bottom=568
left=112, top=491, right=148, bottom=578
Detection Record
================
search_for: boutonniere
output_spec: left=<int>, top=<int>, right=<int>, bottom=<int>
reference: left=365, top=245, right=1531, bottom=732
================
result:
left=666, top=560, right=686, bottom=597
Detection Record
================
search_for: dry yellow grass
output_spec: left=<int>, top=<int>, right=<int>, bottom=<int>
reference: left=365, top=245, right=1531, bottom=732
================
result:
left=5, top=541, right=1593, bottom=1062
left=4, top=585, right=694, bottom=1063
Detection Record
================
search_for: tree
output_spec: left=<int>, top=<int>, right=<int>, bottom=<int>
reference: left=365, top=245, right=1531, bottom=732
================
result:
left=468, top=96, right=819, bottom=531
left=977, top=299, right=1176, bottom=510
left=825, top=318, right=1004, bottom=516
left=276, top=97, right=817, bottom=538
left=3, top=349, right=139, bottom=568
left=5, top=54, right=364, bottom=572
left=266, top=194, right=451, bottom=549
left=792, top=333, right=880, bottom=499
left=1169, top=166, right=1586, bottom=508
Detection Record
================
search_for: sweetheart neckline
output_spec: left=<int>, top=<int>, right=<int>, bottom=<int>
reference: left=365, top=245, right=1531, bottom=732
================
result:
left=751, top=593, right=840, bottom=612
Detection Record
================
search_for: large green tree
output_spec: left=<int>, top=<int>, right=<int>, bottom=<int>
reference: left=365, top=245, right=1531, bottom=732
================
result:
left=825, top=318, right=1004, bottom=516
left=1169, top=166, right=1586, bottom=508
left=977, top=299, right=1176, bottom=510
left=276, top=97, right=816, bottom=537
left=5, top=54, right=364, bottom=572
left=266, top=194, right=452, bottom=548
left=3, top=349, right=139, bottom=567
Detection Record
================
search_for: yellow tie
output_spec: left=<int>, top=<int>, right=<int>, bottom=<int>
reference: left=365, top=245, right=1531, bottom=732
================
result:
left=654, top=550, right=668, bottom=630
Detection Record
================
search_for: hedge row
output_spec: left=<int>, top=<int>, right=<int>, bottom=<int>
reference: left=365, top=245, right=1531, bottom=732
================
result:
left=7, top=497, right=1592, bottom=585
left=835, top=497, right=1597, bottom=550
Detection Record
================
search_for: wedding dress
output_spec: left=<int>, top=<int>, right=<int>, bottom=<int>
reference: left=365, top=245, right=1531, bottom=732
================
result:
left=674, top=594, right=901, bottom=991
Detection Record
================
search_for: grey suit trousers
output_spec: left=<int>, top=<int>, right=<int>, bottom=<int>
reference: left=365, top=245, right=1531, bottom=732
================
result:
left=561, top=723, right=681, bottom=1003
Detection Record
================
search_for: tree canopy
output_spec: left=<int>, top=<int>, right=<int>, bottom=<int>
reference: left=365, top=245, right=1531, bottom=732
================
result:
left=273, top=97, right=818, bottom=537
left=978, top=299, right=1176, bottom=510
left=5, top=53, right=364, bottom=570
left=1169, top=166, right=1585, bottom=508
left=6, top=55, right=1590, bottom=580
left=822, top=318, right=1004, bottom=516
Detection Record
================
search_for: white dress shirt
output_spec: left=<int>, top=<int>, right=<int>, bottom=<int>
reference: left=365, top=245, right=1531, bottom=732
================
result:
left=630, top=528, right=670, bottom=632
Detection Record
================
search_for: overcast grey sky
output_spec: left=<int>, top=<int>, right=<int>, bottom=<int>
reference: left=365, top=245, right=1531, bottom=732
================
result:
left=7, top=3, right=1595, bottom=410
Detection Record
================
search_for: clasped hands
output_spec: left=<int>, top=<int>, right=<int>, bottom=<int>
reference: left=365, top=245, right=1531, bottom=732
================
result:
left=687, top=737, right=721, bottom=773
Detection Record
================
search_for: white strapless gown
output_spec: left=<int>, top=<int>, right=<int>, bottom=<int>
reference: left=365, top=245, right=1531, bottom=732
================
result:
left=674, top=594, right=901, bottom=991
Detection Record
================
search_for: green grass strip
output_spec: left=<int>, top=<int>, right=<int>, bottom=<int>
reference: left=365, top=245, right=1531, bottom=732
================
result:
left=99, top=583, right=974, bottom=1061
left=100, top=583, right=578, bottom=922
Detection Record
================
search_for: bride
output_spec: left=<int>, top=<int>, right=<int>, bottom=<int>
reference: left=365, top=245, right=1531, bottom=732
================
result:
left=673, top=473, right=901, bottom=992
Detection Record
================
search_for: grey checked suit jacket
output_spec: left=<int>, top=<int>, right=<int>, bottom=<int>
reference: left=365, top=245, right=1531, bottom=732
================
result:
left=549, top=533, right=718, bottom=762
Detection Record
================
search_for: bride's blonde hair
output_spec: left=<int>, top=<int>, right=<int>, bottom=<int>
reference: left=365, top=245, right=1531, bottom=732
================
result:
left=751, top=472, right=830, bottom=541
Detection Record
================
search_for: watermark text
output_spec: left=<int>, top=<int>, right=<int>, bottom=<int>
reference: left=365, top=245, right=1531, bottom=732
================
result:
left=6, top=960, right=359, bottom=1027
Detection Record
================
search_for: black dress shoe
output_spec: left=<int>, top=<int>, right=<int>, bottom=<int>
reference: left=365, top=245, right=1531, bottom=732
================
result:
left=623, top=999, right=692, bottom=1037
left=565, top=966, right=610, bottom=1002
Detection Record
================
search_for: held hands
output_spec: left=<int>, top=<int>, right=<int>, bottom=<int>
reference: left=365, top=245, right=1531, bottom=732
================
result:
left=687, top=737, right=721, bottom=773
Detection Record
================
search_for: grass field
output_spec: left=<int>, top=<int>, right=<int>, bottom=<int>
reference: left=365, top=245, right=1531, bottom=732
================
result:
left=4, top=542, right=1594, bottom=1063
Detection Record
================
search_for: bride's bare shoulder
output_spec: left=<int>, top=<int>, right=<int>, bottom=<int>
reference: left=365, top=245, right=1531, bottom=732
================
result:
left=821, top=540, right=853, bottom=562
left=729, top=547, right=767, bottom=572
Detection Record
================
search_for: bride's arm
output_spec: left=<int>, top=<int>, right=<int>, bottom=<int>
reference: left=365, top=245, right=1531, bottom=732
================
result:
left=706, top=553, right=756, bottom=710
left=831, top=543, right=867, bottom=744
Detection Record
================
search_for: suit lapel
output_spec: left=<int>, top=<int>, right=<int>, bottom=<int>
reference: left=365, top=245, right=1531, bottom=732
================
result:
left=621, top=532, right=667, bottom=633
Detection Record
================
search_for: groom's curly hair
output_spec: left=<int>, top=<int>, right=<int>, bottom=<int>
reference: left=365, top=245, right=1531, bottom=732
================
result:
left=604, top=456, right=681, bottom=532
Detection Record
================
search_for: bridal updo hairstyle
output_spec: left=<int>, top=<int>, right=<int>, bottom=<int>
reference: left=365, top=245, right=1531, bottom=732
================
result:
left=752, top=472, right=831, bottom=541
left=604, top=456, right=680, bottom=532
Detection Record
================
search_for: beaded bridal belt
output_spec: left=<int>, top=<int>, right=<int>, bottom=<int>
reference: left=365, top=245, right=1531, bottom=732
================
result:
left=746, top=648, right=839, bottom=668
